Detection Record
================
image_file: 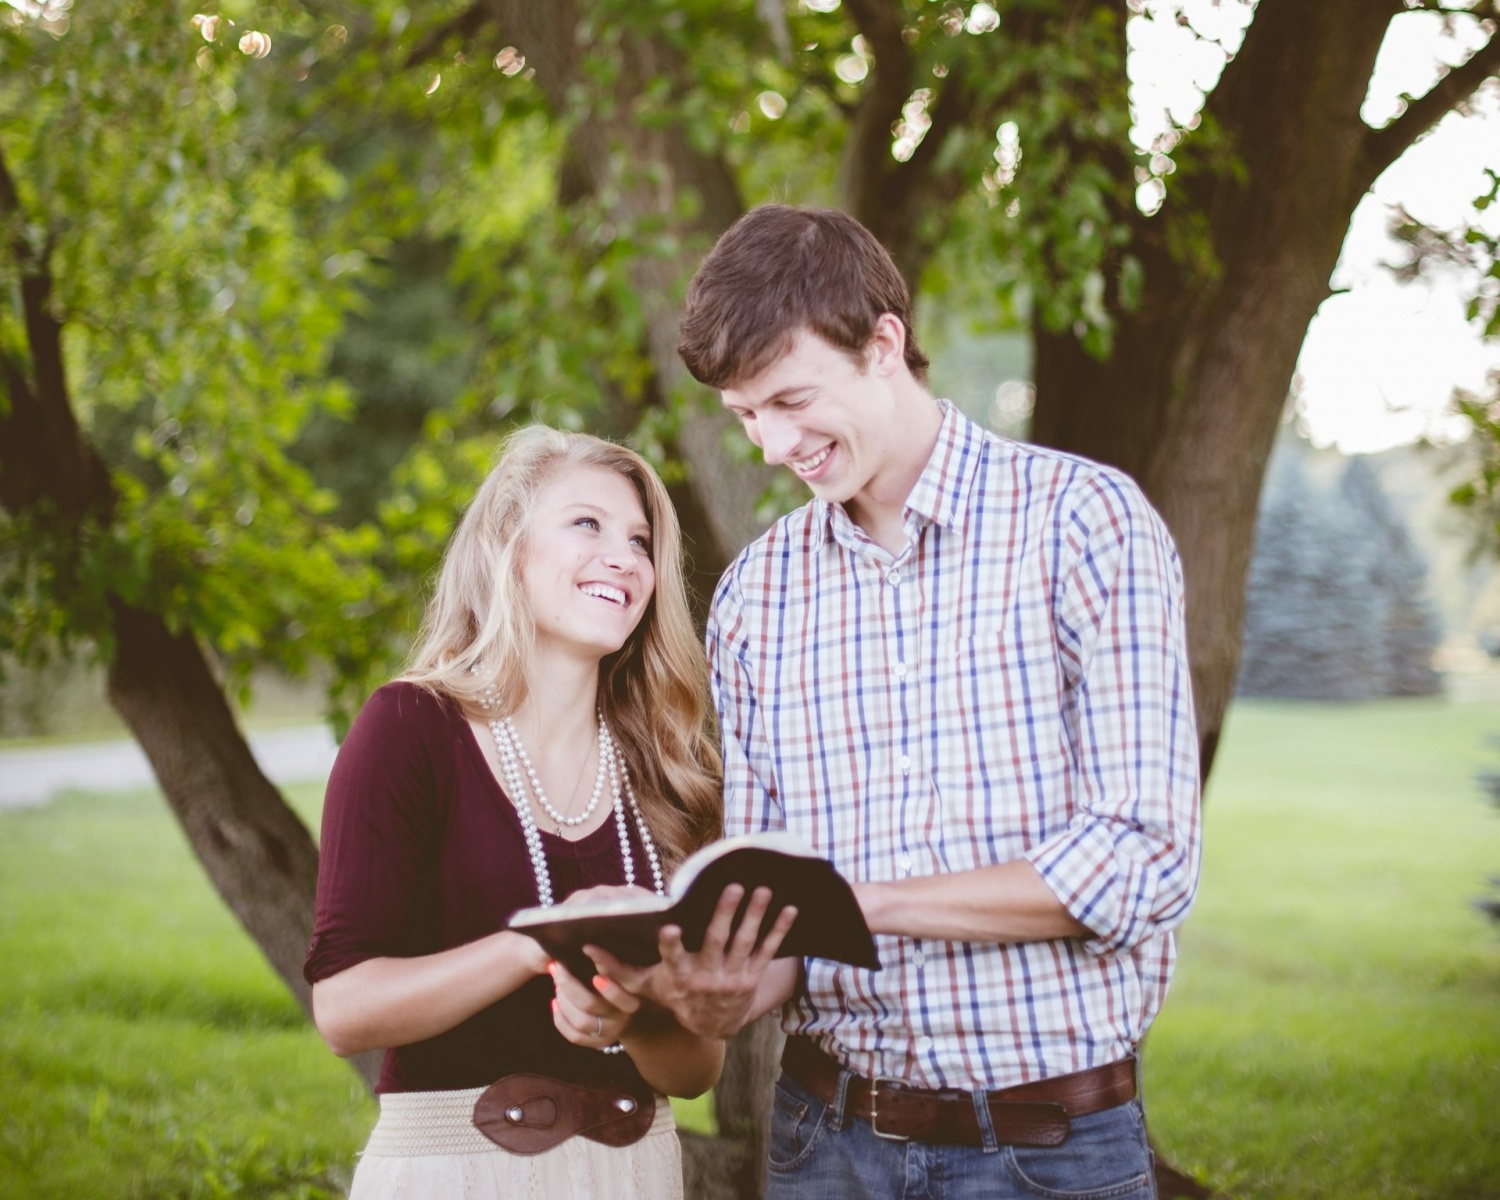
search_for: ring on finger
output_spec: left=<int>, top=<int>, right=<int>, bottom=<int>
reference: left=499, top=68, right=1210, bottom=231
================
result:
left=594, top=1015, right=604, bottom=1038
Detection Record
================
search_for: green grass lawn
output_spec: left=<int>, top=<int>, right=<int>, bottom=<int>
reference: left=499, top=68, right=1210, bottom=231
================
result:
left=1, top=699, right=1497, bottom=1198
left=1147, top=699, right=1500, bottom=1199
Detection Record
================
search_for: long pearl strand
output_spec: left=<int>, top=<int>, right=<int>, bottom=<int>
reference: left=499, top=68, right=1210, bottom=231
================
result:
left=477, top=678, right=665, bottom=910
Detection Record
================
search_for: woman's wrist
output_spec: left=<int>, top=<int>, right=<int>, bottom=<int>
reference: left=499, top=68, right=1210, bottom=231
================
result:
left=498, top=929, right=551, bottom=979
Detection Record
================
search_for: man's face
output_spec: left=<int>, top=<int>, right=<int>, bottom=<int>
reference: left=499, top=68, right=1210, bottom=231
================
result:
left=720, top=328, right=900, bottom=512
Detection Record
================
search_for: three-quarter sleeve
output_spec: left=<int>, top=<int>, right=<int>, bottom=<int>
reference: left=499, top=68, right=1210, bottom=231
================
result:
left=303, top=683, right=449, bottom=984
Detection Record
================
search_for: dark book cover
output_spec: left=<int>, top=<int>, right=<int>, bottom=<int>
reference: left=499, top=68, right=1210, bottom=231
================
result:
left=508, top=834, right=881, bottom=984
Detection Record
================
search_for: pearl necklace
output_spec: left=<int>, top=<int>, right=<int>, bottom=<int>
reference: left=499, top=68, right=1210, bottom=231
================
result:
left=477, top=681, right=665, bottom=909
left=497, top=713, right=605, bottom=829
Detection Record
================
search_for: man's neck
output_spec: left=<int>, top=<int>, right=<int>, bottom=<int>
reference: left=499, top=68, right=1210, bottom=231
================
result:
left=844, top=388, right=943, bottom=556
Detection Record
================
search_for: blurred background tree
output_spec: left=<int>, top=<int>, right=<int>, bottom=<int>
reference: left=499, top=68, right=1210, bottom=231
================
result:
left=1238, top=431, right=1442, bottom=701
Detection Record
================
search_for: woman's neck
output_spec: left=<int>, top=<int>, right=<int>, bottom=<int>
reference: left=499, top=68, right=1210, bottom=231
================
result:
left=510, top=652, right=600, bottom=752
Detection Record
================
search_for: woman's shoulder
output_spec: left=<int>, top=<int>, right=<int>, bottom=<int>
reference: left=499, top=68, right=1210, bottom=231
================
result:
left=341, top=680, right=464, bottom=761
left=363, top=679, right=456, bottom=721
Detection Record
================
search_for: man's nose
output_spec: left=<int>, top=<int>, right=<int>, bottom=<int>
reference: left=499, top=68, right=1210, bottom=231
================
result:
left=757, top=412, right=799, bottom=466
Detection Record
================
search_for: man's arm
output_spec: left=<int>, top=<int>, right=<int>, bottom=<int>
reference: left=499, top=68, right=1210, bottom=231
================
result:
left=832, top=471, right=1199, bottom=956
left=854, top=859, right=1087, bottom=943
left=1020, top=471, right=1202, bottom=954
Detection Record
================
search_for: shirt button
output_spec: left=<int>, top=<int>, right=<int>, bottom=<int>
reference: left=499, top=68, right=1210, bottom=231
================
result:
left=916, top=1036, right=933, bottom=1053
left=893, top=662, right=908, bottom=680
left=899, top=853, right=912, bottom=873
left=897, top=754, right=911, bottom=773
left=888, top=570, right=902, bottom=586
left=913, top=950, right=926, bottom=967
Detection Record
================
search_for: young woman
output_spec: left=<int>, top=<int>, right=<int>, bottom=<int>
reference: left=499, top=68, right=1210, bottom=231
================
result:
left=304, top=426, right=724, bottom=1197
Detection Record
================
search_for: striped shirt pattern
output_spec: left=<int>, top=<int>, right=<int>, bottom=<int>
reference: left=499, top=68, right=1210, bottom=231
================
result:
left=708, top=400, right=1201, bottom=1091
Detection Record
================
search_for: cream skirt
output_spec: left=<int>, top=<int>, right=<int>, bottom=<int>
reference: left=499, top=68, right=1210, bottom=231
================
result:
left=347, top=1085, right=683, bottom=1200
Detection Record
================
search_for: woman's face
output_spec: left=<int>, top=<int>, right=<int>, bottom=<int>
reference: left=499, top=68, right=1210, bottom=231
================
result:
left=519, top=462, right=656, bottom=665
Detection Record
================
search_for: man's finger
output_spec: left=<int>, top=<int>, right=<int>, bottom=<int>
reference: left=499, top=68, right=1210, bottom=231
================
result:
left=698, top=884, right=746, bottom=959
left=723, top=886, right=776, bottom=968
left=750, top=902, right=799, bottom=967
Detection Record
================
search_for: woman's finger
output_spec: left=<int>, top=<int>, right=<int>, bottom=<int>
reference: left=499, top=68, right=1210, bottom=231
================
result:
left=551, top=961, right=634, bottom=1036
left=588, top=971, right=642, bottom=1016
left=550, top=964, right=604, bottom=1029
left=583, top=944, right=652, bottom=996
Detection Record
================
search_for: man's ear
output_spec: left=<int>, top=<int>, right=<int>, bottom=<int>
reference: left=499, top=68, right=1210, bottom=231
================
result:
left=868, top=312, right=907, bottom=376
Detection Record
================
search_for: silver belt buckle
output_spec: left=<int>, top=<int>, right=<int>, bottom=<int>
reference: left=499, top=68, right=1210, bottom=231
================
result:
left=869, top=1076, right=910, bottom=1141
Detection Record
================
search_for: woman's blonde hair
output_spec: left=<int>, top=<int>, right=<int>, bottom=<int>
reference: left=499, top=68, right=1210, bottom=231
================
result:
left=402, top=425, right=721, bottom=867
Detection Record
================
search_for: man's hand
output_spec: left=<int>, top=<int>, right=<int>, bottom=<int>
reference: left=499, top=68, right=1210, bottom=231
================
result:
left=586, top=883, right=799, bottom=1039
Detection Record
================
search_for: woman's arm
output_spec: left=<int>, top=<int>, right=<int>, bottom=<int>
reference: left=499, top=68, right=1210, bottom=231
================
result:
left=312, top=930, right=550, bottom=1057
left=550, top=961, right=725, bottom=1098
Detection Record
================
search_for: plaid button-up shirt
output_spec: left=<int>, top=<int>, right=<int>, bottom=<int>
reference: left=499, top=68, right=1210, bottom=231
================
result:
left=707, top=400, right=1201, bottom=1090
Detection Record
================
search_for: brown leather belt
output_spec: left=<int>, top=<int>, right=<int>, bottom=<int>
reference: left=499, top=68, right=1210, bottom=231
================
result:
left=780, top=1037, right=1137, bottom=1148
left=472, top=1073, right=655, bottom=1155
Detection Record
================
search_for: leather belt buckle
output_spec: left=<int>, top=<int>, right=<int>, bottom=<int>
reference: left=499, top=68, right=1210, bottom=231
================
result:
left=869, top=1076, right=911, bottom=1141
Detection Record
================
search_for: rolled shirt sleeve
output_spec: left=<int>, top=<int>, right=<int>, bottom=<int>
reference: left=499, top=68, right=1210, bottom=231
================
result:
left=1024, top=472, right=1202, bottom=956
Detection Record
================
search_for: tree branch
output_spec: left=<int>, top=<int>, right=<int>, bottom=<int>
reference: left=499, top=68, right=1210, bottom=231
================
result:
left=899, top=63, right=981, bottom=202
left=0, top=140, right=112, bottom=522
left=403, top=1, right=496, bottom=70
left=1361, top=23, right=1500, bottom=183
left=839, top=0, right=915, bottom=214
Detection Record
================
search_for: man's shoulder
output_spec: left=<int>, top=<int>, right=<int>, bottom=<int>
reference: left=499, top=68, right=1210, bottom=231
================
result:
left=716, top=502, right=824, bottom=588
left=977, top=429, right=1126, bottom=486
left=975, top=432, right=1157, bottom=520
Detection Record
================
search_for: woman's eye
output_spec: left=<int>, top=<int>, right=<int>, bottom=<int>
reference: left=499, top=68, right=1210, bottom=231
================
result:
left=630, top=535, right=652, bottom=553
left=574, top=516, right=600, bottom=530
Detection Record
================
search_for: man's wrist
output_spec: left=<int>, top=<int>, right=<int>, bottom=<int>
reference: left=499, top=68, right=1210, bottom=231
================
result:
left=852, top=879, right=893, bottom=935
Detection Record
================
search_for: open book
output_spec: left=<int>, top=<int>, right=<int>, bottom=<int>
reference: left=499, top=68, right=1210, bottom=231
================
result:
left=507, top=831, right=880, bottom=984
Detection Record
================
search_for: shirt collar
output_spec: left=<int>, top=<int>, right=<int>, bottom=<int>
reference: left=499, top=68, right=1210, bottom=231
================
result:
left=811, top=398, right=982, bottom=551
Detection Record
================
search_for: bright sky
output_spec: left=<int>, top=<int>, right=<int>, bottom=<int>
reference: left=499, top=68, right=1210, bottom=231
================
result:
left=1130, top=2, right=1500, bottom=454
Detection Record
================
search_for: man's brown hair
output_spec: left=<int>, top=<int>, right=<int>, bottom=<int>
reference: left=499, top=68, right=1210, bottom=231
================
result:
left=677, top=205, right=930, bottom=389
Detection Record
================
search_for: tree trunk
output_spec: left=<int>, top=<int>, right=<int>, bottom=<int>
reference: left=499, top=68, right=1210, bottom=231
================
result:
left=104, top=601, right=384, bottom=1088
left=1031, top=0, right=1401, bottom=778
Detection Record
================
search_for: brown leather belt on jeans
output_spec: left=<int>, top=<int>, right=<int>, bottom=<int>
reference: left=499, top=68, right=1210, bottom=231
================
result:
left=780, top=1037, right=1137, bottom=1148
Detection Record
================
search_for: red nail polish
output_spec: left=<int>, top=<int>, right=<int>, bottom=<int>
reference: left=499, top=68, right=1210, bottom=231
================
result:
left=593, top=976, right=608, bottom=991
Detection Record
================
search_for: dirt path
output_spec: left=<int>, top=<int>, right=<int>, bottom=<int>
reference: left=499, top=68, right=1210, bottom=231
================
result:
left=0, top=725, right=337, bottom=809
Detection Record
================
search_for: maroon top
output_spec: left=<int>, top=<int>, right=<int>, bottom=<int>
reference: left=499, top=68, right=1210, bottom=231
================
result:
left=304, top=682, right=655, bottom=1094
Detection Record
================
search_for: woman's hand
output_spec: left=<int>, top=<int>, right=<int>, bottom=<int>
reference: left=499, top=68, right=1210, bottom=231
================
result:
left=557, top=883, right=655, bottom=908
left=548, top=959, right=641, bottom=1050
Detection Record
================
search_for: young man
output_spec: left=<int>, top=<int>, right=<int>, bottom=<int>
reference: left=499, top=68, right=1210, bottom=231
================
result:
left=628, top=205, right=1201, bottom=1198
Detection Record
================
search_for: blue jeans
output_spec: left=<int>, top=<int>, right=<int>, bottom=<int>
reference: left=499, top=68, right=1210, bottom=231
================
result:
left=765, top=1071, right=1157, bottom=1200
